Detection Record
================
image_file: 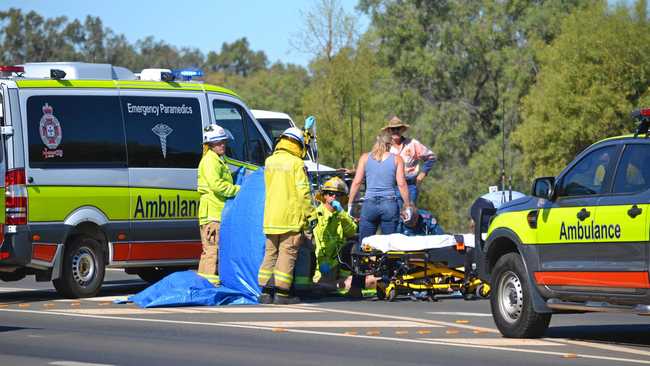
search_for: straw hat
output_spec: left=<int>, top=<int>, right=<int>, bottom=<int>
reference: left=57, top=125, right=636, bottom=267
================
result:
left=381, top=116, right=410, bottom=131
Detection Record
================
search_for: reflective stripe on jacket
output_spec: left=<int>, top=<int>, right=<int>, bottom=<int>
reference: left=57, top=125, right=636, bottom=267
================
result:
left=311, top=204, right=357, bottom=268
left=197, top=150, right=240, bottom=225
left=263, top=144, right=313, bottom=234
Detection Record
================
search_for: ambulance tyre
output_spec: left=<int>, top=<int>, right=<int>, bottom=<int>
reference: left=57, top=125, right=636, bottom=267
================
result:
left=136, top=268, right=173, bottom=284
left=53, top=236, right=106, bottom=299
left=490, top=253, right=551, bottom=338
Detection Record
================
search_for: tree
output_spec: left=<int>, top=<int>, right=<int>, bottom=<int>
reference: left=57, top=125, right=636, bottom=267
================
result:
left=514, top=1, right=650, bottom=178
left=206, top=38, right=268, bottom=76
left=291, top=0, right=357, bottom=61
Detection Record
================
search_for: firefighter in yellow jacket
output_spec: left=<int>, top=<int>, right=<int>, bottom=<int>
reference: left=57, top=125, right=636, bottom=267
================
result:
left=197, top=124, right=240, bottom=285
left=258, top=127, right=314, bottom=304
left=311, top=177, right=357, bottom=291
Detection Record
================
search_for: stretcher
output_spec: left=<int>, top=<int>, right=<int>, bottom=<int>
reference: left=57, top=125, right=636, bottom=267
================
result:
left=351, top=233, right=490, bottom=301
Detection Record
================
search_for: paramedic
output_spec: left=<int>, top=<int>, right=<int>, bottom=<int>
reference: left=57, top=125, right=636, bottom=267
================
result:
left=383, top=116, right=436, bottom=205
left=310, top=177, right=357, bottom=291
left=347, top=130, right=410, bottom=296
left=197, top=124, right=240, bottom=285
left=258, top=127, right=314, bottom=305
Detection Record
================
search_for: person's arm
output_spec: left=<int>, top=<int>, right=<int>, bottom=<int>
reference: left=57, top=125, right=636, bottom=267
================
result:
left=395, top=155, right=410, bottom=206
left=347, top=153, right=368, bottom=211
left=413, top=139, right=436, bottom=185
left=339, top=211, right=358, bottom=238
left=295, top=160, right=314, bottom=221
left=200, top=156, right=240, bottom=198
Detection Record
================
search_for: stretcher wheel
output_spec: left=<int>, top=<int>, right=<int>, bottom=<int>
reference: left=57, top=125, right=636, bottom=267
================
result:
left=387, top=288, right=397, bottom=302
left=476, top=284, right=490, bottom=298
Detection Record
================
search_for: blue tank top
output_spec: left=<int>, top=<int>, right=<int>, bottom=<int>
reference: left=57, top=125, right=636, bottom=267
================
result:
left=364, top=153, right=397, bottom=198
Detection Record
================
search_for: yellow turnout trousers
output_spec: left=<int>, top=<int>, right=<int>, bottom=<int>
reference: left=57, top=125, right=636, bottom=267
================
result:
left=258, top=232, right=303, bottom=291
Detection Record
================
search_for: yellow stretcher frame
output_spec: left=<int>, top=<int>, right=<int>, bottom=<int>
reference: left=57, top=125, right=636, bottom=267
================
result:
left=369, top=251, right=491, bottom=301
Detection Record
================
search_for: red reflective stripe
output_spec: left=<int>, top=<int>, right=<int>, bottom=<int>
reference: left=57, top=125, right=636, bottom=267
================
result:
left=534, top=271, right=650, bottom=288
left=32, top=243, right=57, bottom=262
left=113, top=242, right=202, bottom=261
left=112, top=243, right=130, bottom=261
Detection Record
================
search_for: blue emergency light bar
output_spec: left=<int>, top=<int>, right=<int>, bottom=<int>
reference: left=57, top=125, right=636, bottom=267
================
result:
left=172, top=68, right=204, bottom=81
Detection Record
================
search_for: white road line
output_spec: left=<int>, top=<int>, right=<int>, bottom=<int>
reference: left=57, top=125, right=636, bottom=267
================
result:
left=287, top=304, right=498, bottom=333
left=424, top=338, right=563, bottom=347
left=226, top=320, right=439, bottom=328
left=50, top=308, right=171, bottom=315
left=0, top=287, right=41, bottom=292
left=197, top=306, right=321, bottom=314
left=3, top=308, right=649, bottom=365
left=556, top=339, right=650, bottom=357
left=427, top=312, right=492, bottom=317
left=50, top=361, right=115, bottom=366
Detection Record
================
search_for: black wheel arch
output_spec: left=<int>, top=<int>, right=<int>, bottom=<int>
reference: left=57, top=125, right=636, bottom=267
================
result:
left=484, top=228, right=552, bottom=314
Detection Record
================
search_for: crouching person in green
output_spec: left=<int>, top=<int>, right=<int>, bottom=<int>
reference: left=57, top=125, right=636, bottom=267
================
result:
left=311, top=177, right=357, bottom=292
left=197, top=124, right=240, bottom=285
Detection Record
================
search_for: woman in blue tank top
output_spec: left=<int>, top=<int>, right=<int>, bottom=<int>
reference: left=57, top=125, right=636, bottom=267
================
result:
left=347, top=131, right=410, bottom=296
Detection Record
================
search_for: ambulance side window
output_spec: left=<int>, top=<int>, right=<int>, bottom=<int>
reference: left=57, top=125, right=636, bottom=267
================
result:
left=26, top=95, right=126, bottom=168
left=122, top=96, right=202, bottom=168
left=558, top=145, right=618, bottom=197
left=212, top=100, right=247, bottom=162
left=612, top=144, right=650, bottom=194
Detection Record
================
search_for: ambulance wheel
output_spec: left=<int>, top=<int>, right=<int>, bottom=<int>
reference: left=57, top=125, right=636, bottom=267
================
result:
left=135, top=268, right=172, bottom=284
left=53, top=236, right=105, bottom=298
left=490, top=253, right=551, bottom=338
left=387, top=288, right=397, bottom=302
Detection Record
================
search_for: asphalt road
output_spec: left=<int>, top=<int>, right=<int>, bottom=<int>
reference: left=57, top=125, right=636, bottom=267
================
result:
left=0, top=270, right=649, bottom=366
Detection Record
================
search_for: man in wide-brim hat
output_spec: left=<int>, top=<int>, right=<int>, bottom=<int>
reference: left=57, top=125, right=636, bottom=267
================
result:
left=382, top=115, right=436, bottom=206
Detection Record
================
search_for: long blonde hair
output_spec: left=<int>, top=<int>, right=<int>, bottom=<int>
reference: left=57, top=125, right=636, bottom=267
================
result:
left=370, top=130, right=392, bottom=160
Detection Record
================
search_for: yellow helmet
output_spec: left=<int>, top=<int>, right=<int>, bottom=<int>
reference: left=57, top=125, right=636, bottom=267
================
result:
left=316, top=176, right=349, bottom=204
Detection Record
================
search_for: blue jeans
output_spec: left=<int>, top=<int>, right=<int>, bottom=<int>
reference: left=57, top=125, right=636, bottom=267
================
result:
left=396, top=180, right=418, bottom=210
left=359, top=196, right=400, bottom=241
left=353, top=196, right=399, bottom=291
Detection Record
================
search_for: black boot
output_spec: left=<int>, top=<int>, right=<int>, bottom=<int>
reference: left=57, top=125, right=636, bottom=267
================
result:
left=258, top=286, right=274, bottom=304
left=273, top=289, right=300, bottom=305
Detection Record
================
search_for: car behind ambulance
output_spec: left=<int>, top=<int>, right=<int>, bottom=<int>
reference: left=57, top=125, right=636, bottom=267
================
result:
left=0, top=62, right=272, bottom=298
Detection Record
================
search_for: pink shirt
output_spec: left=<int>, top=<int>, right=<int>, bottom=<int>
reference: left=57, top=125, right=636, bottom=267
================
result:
left=390, top=137, right=436, bottom=180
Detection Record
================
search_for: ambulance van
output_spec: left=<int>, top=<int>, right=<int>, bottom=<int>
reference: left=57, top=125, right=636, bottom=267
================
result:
left=0, top=62, right=272, bottom=298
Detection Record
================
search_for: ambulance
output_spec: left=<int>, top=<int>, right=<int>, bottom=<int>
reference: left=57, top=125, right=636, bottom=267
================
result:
left=476, top=110, right=650, bottom=338
left=0, top=62, right=272, bottom=298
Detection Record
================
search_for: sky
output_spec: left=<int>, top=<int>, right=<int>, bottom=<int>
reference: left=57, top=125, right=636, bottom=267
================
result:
left=3, top=0, right=370, bottom=67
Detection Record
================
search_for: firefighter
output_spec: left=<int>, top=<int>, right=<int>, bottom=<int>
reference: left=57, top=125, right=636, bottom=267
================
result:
left=310, top=177, right=357, bottom=292
left=197, top=124, right=240, bottom=285
left=258, top=127, right=314, bottom=304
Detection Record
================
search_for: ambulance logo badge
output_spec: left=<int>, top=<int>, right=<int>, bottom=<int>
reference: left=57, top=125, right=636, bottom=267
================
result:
left=152, top=123, right=173, bottom=158
left=39, top=103, right=62, bottom=149
left=39, top=103, right=64, bottom=159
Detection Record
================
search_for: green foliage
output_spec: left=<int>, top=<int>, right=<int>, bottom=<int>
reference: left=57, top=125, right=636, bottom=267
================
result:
left=206, top=38, right=268, bottom=76
left=514, top=2, right=650, bottom=179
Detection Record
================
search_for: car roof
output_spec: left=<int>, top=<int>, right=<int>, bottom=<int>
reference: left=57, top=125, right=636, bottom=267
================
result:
left=251, top=109, right=293, bottom=121
left=13, top=79, right=239, bottom=97
left=589, top=134, right=650, bottom=149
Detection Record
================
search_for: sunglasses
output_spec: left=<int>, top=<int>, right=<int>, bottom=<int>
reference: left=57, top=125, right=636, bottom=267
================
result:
left=323, top=191, right=342, bottom=197
left=389, top=127, right=402, bottom=133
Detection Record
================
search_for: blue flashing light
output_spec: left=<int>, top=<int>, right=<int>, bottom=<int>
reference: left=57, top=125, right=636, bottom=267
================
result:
left=172, top=68, right=204, bottom=81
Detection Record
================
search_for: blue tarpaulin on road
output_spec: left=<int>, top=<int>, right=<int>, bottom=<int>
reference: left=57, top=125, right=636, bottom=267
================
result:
left=129, top=169, right=266, bottom=308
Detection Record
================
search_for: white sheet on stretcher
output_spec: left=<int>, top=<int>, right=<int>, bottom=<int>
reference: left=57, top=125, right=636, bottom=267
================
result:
left=361, top=233, right=477, bottom=253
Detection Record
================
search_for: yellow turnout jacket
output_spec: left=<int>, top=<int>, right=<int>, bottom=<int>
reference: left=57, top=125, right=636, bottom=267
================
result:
left=197, top=150, right=240, bottom=225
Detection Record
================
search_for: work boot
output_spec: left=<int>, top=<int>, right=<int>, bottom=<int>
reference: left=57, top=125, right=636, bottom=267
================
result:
left=258, top=286, right=274, bottom=304
left=273, top=289, right=301, bottom=305
left=258, top=293, right=273, bottom=304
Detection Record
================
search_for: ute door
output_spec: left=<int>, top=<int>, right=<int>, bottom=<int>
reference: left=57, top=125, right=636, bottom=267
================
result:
left=120, top=90, right=206, bottom=268
left=534, top=144, right=619, bottom=291
left=595, top=143, right=650, bottom=290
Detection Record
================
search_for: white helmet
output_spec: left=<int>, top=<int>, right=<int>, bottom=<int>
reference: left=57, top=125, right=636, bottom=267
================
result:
left=203, top=124, right=230, bottom=143
left=281, top=127, right=304, bottom=147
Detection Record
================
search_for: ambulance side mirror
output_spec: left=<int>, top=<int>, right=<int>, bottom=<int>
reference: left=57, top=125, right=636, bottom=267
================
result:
left=531, top=177, right=555, bottom=201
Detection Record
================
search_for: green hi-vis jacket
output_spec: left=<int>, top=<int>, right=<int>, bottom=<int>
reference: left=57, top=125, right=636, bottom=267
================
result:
left=263, top=145, right=313, bottom=235
left=311, top=203, right=357, bottom=269
left=197, top=150, right=240, bottom=225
